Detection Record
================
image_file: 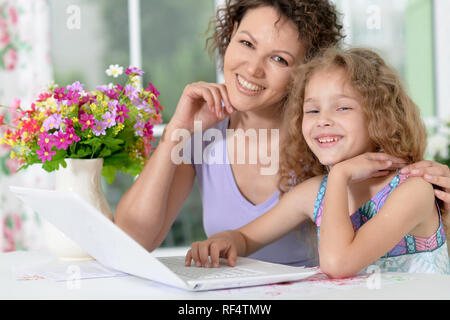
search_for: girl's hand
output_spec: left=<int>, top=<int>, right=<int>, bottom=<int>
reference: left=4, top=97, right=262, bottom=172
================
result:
left=185, top=236, right=238, bottom=268
left=332, top=153, right=407, bottom=184
left=168, top=82, right=235, bottom=133
left=400, top=161, right=450, bottom=210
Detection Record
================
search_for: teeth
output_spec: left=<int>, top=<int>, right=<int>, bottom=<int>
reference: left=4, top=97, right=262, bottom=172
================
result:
left=318, top=137, right=340, bottom=143
left=237, top=75, right=265, bottom=92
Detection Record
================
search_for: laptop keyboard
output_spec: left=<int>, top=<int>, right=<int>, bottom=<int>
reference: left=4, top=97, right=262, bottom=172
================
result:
left=157, top=256, right=265, bottom=280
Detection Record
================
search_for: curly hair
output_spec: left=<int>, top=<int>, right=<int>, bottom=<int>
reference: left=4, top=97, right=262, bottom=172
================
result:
left=279, top=47, right=428, bottom=194
left=206, top=0, right=345, bottom=67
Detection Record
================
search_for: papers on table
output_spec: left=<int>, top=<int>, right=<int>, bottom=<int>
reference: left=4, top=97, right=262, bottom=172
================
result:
left=12, top=259, right=128, bottom=282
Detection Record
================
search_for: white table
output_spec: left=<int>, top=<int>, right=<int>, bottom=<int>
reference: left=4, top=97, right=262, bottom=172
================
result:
left=2, top=248, right=450, bottom=300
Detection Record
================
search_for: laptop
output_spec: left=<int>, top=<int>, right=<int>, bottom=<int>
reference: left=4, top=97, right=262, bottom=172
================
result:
left=10, top=186, right=317, bottom=291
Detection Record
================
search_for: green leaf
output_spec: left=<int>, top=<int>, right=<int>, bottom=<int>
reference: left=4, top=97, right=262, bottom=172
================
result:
left=98, top=148, right=112, bottom=158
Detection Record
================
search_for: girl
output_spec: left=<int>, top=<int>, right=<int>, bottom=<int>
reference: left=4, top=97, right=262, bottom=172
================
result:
left=185, top=47, right=450, bottom=277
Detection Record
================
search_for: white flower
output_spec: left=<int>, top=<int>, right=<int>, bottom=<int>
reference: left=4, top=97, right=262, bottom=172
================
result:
left=45, top=80, right=58, bottom=91
left=106, top=64, right=123, bottom=78
left=427, top=134, right=449, bottom=160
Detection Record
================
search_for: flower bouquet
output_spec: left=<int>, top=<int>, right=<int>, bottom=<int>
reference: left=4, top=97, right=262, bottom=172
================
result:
left=0, top=65, right=163, bottom=183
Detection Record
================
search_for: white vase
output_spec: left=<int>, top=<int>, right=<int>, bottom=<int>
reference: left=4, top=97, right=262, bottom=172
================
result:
left=42, top=158, right=113, bottom=261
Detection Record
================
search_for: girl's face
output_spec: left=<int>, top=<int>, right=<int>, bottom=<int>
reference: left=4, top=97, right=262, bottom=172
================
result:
left=223, top=6, right=304, bottom=113
left=302, top=67, right=377, bottom=167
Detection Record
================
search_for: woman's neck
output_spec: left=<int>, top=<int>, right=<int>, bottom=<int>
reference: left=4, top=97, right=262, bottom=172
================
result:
left=229, top=107, right=283, bottom=131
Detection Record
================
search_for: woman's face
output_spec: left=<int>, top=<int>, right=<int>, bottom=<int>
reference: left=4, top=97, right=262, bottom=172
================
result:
left=223, top=6, right=305, bottom=113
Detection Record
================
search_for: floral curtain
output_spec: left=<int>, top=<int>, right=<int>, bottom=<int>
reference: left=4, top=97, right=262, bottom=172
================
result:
left=0, top=0, right=53, bottom=252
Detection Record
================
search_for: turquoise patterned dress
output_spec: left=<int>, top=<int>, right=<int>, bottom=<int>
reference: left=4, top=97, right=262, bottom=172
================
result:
left=313, top=174, right=450, bottom=274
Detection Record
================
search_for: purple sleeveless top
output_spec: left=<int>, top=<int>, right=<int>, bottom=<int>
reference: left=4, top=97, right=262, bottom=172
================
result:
left=188, top=118, right=318, bottom=267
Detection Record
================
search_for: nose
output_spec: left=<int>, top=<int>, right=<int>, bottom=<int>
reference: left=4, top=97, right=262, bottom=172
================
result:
left=246, top=56, right=265, bottom=78
left=316, top=111, right=334, bottom=127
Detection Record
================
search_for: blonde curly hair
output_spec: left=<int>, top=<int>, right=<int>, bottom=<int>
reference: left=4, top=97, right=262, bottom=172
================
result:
left=279, top=47, right=428, bottom=195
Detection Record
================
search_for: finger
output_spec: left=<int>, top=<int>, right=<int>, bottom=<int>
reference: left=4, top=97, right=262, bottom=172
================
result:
left=434, top=189, right=450, bottom=205
left=190, top=242, right=201, bottom=267
left=209, top=87, right=223, bottom=119
left=185, top=249, right=192, bottom=266
left=209, top=242, right=221, bottom=268
left=401, top=160, right=446, bottom=174
left=197, top=87, right=216, bottom=113
left=198, top=242, right=212, bottom=267
left=216, top=84, right=234, bottom=115
left=408, top=166, right=450, bottom=178
left=369, top=153, right=407, bottom=164
left=424, top=175, right=450, bottom=190
left=226, top=245, right=238, bottom=267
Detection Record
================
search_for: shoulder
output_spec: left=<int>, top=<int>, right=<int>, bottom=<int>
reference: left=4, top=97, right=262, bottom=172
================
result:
left=284, top=175, right=326, bottom=218
left=383, top=176, right=436, bottom=220
left=395, top=176, right=435, bottom=200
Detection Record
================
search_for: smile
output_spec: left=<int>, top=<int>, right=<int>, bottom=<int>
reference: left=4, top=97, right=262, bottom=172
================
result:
left=315, top=136, right=343, bottom=148
left=236, top=74, right=266, bottom=93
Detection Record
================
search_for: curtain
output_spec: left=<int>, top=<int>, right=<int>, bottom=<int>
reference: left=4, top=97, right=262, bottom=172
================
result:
left=0, top=0, right=53, bottom=252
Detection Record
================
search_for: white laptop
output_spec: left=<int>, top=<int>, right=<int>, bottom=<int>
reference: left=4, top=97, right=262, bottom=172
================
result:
left=10, top=186, right=317, bottom=291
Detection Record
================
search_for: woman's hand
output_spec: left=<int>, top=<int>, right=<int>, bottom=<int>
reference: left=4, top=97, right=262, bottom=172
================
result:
left=168, top=82, right=235, bottom=133
left=401, top=161, right=450, bottom=211
left=185, top=234, right=239, bottom=268
left=331, top=153, right=407, bottom=184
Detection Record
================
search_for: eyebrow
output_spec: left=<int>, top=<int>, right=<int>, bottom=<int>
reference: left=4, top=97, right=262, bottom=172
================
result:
left=238, top=30, right=296, bottom=60
left=305, top=94, right=357, bottom=102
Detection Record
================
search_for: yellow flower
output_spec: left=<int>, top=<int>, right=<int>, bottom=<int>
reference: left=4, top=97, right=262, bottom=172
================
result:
left=113, top=122, right=124, bottom=135
left=10, top=151, right=16, bottom=159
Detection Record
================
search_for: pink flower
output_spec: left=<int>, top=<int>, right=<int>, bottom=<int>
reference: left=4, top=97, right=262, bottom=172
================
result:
left=54, top=131, right=71, bottom=150
left=37, top=132, right=55, bottom=149
left=53, top=87, right=67, bottom=101
left=10, top=98, right=20, bottom=113
left=79, top=113, right=95, bottom=131
left=145, top=82, right=160, bottom=98
left=66, top=127, right=80, bottom=144
left=37, top=146, right=56, bottom=162
left=115, top=104, right=130, bottom=124
left=125, top=66, right=144, bottom=76
left=151, top=96, right=163, bottom=114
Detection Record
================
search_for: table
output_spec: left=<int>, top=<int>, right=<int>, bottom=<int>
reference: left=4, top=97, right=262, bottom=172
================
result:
left=1, top=248, right=450, bottom=300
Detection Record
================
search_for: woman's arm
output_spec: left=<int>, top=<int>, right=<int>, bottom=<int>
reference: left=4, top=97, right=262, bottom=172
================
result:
left=185, top=176, right=321, bottom=267
left=115, top=82, right=234, bottom=251
left=319, top=154, right=434, bottom=278
left=115, top=125, right=196, bottom=251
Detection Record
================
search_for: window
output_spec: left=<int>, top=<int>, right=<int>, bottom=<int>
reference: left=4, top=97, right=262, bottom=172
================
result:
left=49, top=0, right=216, bottom=247
left=333, top=0, right=437, bottom=119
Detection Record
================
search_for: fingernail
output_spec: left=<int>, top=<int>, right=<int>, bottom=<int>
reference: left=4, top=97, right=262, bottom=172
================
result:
left=435, top=190, right=442, bottom=196
left=411, top=169, right=420, bottom=175
left=424, top=174, right=433, bottom=180
left=400, top=168, right=409, bottom=174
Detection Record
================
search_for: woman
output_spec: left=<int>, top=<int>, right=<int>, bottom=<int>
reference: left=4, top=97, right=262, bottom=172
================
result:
left=115, top=0, right=450, bottom=267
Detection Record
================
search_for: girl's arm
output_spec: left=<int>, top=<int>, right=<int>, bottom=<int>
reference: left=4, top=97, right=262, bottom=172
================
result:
left=185, top=176, right=321, bottom=267
left=319, top=153, right=436, bottom=278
